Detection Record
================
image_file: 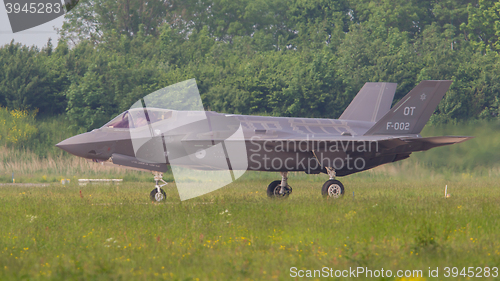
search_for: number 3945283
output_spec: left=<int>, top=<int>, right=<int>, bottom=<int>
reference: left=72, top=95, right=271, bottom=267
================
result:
left=5, top=2, right=62, bottom=14
left=443, top=267, right=498, bottom=278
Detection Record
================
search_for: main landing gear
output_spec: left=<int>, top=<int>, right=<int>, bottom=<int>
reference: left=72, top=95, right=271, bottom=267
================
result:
left=266, top=168, right=345, bottom=199
left=150, top=171, right=167, bottom=202
left=322, top=167, right=344, bottom=198
left=267, top=172, right=292, bottom=198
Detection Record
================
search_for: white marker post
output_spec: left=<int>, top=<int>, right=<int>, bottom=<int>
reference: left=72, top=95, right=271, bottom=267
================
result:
left=445, top=185, right=448, bottom=198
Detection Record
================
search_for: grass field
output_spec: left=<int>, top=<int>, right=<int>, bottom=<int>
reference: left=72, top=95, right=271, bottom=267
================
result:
left=1, top=121, right=499, bottom=280
left=1, top=173, right=500, bottom=280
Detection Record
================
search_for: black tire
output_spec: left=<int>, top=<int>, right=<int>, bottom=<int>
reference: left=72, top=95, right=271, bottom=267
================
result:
left=150, top=188, right=167, bottom=202
left=267, top=180, right=292, bottom=198
left=321, top=180, right=344, bottom=198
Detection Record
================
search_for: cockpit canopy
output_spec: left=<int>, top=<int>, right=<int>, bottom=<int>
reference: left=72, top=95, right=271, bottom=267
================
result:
left=102, top=108, right=173, bottom=129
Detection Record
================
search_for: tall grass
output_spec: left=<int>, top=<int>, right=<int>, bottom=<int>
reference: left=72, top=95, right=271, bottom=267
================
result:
left=0, top=147, right=159, bottom=183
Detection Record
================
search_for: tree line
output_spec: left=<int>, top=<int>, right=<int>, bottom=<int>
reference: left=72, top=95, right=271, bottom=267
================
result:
left=1, top=0, right=499, bottom=131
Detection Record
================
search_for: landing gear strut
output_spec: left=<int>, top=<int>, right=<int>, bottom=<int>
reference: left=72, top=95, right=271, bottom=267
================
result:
left=267, top=171, right=292, bottom=198
left=322, top=167, right=344, bottom=198
left=150, top=171, right=167, bottom=202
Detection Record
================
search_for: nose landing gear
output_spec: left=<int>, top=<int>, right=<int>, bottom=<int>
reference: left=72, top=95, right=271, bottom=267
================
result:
left=150, top=171, right=168, bottom=202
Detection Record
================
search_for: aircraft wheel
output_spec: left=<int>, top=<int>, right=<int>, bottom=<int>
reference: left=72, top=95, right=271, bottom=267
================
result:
left=267, top=180, right=292, bottom=198
left=322, top=180, right=344, bottom=198
left=150, top=188, right=167, bottom=202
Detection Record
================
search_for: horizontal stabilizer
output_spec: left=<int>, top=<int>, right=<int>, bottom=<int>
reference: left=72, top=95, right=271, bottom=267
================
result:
left=339, top=82, right=397, bottom=122
left=402, top=136, right=473, bottom=151
left=364, top=80, right=452, bottom=135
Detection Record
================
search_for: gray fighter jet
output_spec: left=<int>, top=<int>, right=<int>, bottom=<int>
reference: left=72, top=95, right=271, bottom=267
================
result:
left=56, top=79, right=472, bottom=201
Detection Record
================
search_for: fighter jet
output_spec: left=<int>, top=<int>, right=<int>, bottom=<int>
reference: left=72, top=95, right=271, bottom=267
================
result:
left=56, top=79, right=472, bottom=201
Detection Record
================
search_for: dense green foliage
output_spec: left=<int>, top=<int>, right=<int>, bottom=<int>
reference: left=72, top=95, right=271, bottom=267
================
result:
left=1, top=0, right=500, bottom=131
left=0, top=107, right=38, bottom=147
left=0, top=107, right=78, bottom=157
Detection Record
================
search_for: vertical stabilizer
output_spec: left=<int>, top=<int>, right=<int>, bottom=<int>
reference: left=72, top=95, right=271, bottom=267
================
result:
left=364, top=80, right=452, bottom=135
left=339, top=82, right=397, bottom=122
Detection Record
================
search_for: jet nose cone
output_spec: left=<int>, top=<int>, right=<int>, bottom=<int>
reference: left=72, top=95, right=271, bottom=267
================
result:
left=56, top=131, right=114, bottom=160
left=56, top=134, right=90, bottom=157
left=55, top=140, right=67, bottom=148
